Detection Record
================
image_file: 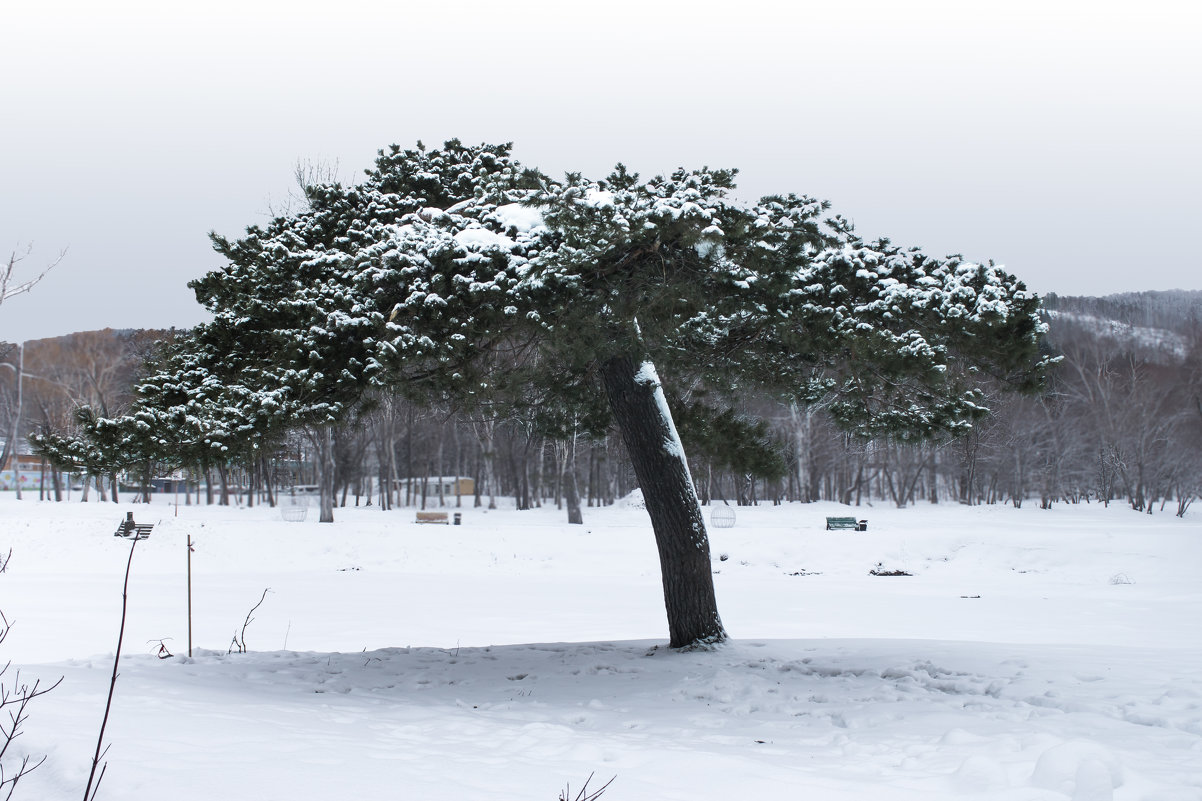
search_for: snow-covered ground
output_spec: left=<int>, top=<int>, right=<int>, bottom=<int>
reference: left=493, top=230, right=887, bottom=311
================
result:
left=2, top=495, right=1200, bottom=800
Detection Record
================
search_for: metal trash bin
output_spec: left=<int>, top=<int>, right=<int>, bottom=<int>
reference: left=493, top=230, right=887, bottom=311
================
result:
left=453, top=512, right=462, bottom=525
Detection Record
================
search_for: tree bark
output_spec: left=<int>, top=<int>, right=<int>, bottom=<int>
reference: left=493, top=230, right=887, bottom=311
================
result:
left=601, top=354, right=726, bottom=649
left=565, top=465, right=583, bottom=525
left=246, top=459, right=255, bottom=508
left=565, top=429, right=583, bottom=525
left=262, top=456, right=275, bottom=507
left=453, top=424, right=463, bottom=508
left=317, top=426, right=336, bottom=522
left=49, top=447, right=62, bottom=502
left=475, top=420, right=497, bottom=510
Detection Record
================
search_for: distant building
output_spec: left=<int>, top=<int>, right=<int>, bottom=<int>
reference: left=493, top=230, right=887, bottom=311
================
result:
left=396, top=476, right=475, bottom=499
left=1, top=452, right=42, bottom=472
left=148, top=477, right=195, bottom=494
left=0, top=453, right=69, bottom=492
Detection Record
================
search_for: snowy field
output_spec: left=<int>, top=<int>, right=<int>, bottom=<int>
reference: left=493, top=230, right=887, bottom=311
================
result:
left=2, top=495, right=1200, bottom=801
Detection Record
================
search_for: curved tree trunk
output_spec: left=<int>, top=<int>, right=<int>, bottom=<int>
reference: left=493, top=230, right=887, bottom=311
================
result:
left=601, top=354, right=726, bottom=649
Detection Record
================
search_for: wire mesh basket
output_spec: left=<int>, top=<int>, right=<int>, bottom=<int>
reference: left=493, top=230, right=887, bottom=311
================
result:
left=281, top=495, right=309, bottom=522
left=710, top=505, right=736, bottom=528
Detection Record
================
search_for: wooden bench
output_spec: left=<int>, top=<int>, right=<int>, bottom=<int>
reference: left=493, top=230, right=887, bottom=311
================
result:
left=113, top=513, right=154, bottom=539
left=415, top=511, right=450, bottom=524
left=826, top=516, right=866, bottom=531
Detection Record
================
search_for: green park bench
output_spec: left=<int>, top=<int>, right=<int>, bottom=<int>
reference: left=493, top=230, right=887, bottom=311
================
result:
left=826, top=516, right=867, bottom=531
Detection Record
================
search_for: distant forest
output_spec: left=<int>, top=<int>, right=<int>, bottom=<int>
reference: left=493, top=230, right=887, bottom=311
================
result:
left=3, top=289, right=1200, bottom=516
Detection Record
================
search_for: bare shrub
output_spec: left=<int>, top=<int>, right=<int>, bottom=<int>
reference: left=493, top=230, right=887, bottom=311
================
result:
left=0, top=557, right=63, bottom=800
left=559, top=773, right=615, bottom=801
left=229, top=589, right=272, bottom=654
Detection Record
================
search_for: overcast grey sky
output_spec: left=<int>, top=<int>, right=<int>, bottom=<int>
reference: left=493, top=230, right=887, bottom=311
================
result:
left=2, top=0, right=1199, bottom=342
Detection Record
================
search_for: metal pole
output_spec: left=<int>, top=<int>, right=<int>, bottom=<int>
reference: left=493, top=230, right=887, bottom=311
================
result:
left=187, top=535, right=193, bottom=657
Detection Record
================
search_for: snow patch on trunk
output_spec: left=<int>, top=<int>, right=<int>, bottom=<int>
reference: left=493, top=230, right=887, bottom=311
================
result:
left=634, top=360, right=700, bottom=508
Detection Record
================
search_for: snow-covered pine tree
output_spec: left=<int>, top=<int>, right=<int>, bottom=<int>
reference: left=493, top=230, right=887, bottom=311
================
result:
left=41, top=142, right=532, bottom=522
left=122, top=330, right=286, bottom=503
left=346, top=145, right=1050, bottom=647
left=177, top=141, right=542, bottom=521
left=31, top=406, right=133, bottom=501
left=56, top=140, right=1049, bottom=649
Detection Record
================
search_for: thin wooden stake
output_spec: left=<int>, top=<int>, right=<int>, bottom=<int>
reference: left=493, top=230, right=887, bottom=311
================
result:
left=187, top=535, right=194, bottom=658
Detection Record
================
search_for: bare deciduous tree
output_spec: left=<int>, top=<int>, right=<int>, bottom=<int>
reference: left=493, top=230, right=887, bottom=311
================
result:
left=0, top=550, right=63, bottom=801
left=0, top=246, right=64, bottom=310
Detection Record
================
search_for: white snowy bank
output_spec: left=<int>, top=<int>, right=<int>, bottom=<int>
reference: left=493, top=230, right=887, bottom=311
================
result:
left=1, top=497, right=1199, bottom=800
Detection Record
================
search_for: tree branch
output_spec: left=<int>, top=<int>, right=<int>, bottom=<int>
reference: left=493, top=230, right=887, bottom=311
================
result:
left=1, top=246, right=66, bottom=307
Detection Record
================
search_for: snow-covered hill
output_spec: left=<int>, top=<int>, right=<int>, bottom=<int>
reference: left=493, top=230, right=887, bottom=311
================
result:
left=1044, top=309, right=1189, bottom=359
left=1042, top=289, right=1201, bottom=364
left=2, top=497, right=1199, bottom=800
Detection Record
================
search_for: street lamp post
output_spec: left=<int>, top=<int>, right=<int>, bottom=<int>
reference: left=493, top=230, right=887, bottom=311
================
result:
left=2, top=344, right=87, bottom=501
left=6, top=343, right=22, bottom=500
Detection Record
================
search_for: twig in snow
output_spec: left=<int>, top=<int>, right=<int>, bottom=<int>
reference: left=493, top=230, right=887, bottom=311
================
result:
left=229, top=589, right=272, bottom=654
left=147, top=639, right=173, bottom=659
left=83, top=534, right=140, bottom=801
left=559, top=773, right=615, bottom=801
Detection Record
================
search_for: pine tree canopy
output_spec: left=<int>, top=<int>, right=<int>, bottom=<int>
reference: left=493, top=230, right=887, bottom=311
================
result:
left=54, top=138, right=1049, bottom=475
left=344, top=142, right=1049, bottom=443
